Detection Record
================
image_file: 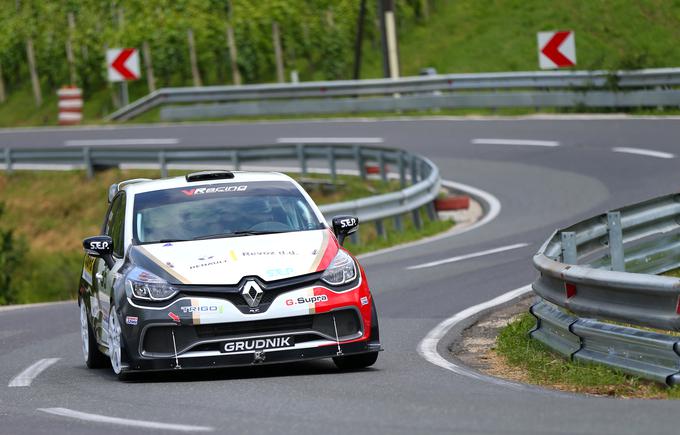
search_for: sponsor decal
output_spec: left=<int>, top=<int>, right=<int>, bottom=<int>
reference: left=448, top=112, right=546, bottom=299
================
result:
left=180, top=305, right=224, bottom=314
left=168, top=312, right=180, bottom=322
left=229, top=250, right=237, bottom=262
left=266, top=267, right=294, bottom=279
left=163, top=242, right=173, bottom=247
left=88, top=240, right=109, bottom=250
left=361, top=296, right=369, bottom=306
left=166, top=261, right=175, bottom=268
left=82, top=256, right=96, bottom=284
left=125, top=316, right=138, bottom=325
left=90, top=296, right=99, bottom=318
left=189, top=256, right=229, bottom=270
left=285, top=295, right=328, bottom=306
left=337, top=217, right=358, bottom=228
left=221, top=336, right=294, bottom=353
left=181, top=185, right=247, bottom=196
left=241, top=249, right=298, bottom=257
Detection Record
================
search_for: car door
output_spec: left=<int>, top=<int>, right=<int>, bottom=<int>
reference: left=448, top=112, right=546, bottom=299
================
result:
left=98, top=193, right=127, bottom=345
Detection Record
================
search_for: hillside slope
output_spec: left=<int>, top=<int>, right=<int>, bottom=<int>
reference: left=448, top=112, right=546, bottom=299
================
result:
left=1, top=0, right=679, bottom=126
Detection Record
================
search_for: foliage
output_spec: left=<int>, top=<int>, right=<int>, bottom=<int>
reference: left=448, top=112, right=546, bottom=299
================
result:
left=0, top=202, right=26, bottom=304
left=0, top=0, right=435, bottom=104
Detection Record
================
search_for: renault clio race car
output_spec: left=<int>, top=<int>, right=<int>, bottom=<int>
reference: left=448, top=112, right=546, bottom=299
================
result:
left=78, top=170, right=381, bottom=380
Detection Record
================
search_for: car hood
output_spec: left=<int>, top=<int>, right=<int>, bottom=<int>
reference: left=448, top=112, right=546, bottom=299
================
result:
left=129, top=229, right=338, bottom=285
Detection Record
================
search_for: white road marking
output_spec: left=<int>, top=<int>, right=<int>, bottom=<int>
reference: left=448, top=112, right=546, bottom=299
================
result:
left=471, top=138, right=560, bottom=147
left=276, top=137, right=383, bottom=144
left=38, top=408, right=214, bottom=432
left=407, top=243, right=529, bottom=270
left=64, top=138, right=179, bottom=147
left=612, top=147, right=674, bottom=159
left=418, top=285, right=534, bottom=391
left=8, top=358, right=60, bottom=387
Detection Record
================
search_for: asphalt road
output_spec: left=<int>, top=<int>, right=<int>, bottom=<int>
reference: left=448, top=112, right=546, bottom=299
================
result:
left=2, top=116, right=680, bottom=434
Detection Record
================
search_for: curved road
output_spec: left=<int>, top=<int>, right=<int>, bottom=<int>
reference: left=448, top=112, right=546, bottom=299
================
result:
left=2, top=116, right=680, bottom=434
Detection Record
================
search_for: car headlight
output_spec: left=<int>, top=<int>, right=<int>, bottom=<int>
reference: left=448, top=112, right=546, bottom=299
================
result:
left=125, top=267, right=178, bottom=301
left=321, top=250, right=358, bottom=286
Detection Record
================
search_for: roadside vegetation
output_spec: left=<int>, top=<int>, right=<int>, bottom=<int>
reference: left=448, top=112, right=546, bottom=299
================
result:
left=2, top=1, right=680, bottom=126
left=0, top=169, right=452, bottom=305
left=494, top=313, right=680, bottom=398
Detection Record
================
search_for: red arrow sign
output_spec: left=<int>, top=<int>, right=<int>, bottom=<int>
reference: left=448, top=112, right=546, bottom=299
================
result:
left=111, top=48, right=137, bottom=80
left=540, top=31, right=574, bottom=67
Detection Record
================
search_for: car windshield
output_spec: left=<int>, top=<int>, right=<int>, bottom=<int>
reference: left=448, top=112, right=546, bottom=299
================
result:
left=132, top=180, right=325, bottom=244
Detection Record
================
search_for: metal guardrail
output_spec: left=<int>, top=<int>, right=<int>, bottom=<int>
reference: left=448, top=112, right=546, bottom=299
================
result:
left=107, top=67, right=680, bottom=121
left=531, top=193, right=680, bottom=385
left=0, top=143, right=441, bottom=236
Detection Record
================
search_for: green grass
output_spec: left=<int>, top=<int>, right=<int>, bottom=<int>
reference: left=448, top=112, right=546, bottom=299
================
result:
left=0, top=169, right=452, bottom=304
left=345, top=208, right=453, bottom=256
left=496, top=313, right=680, bottom=398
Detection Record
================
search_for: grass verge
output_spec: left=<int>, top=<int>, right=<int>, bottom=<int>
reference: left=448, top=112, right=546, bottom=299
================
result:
left=0, top=169, right=452, bottom=304
left=494, top=313, right=680, bottom=398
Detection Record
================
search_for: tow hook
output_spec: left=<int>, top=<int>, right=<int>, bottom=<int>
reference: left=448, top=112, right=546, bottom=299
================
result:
left=253, top=350, right=266, bottom=363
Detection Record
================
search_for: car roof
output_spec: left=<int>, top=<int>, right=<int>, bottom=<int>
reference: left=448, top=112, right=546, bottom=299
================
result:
left=121, top=171, right=296, bottom=196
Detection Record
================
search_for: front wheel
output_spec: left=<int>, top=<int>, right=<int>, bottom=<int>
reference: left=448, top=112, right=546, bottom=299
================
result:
left=107, top=306, right=130, bottom=380
left=79, top=300, right=108, bottom=369
left=333, top=351, right=379, bottom=370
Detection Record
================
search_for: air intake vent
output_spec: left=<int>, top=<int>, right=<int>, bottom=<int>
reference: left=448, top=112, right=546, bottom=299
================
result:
left=186, top=170, right=235, bottom=182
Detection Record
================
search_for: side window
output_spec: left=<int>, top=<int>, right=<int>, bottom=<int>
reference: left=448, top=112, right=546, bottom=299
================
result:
left=108, top=194, right=126, bottom=258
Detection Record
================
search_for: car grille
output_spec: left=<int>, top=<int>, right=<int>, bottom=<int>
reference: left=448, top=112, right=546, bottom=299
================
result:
left=173, top=272, right=323, bottom=315
left=141, top=309, right=361, bottom=356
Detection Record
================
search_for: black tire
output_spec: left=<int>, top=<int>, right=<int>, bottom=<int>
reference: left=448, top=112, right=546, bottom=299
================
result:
left=333, top=351, right=379, bottom=370
left=80, top=300, right=108, bottom=369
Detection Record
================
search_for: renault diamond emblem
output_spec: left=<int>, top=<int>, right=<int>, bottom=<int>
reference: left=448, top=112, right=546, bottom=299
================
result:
left=241, top=280, right=263, bottom=308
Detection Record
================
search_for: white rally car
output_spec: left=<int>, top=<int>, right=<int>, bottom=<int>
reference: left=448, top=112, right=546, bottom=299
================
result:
left=78, top=170, right=381, bottom=379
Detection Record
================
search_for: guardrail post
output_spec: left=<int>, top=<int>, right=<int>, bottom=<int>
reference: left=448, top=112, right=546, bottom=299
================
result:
left=353, top=145, right=366, bottom=180
left=375, top=219, right=387, bottom=240
left=378, top=151, right=388, bottom=183
left=231, top=150, right=240, bottom=170
left=561, top=231, right=577, bottom=264
left=350, top=231, right=359, bottom=245
left=426, top=201, right=438, bottom=221
left=328, top=146, right=337, bottom=183
left=398, top=152, right=406, bottom=188
left=4, top=147, right=12, bottom=174
left=297, top=144, right=307, bottom=176
left=410, top=155, right=418, bottom=185
left=82, top=147, right=93, bottom=178
left=412, top=207, right=423, bottom=230
left=607, top=211, right=625, bottom=272
left=394, top=214, right=403, bottom=232
left=158, top=150, right=168, bottom=178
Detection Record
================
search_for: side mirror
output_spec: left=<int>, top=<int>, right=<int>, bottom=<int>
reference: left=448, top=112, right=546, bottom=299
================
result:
left=83, top=235, right=114, bottom=268
left=332, top=215, right=359, bottom=246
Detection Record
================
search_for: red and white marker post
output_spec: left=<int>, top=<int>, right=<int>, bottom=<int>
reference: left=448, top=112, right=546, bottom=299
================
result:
left=537, top=31, right=576, bottom=69
left=57, top=86, right=83, bottom=125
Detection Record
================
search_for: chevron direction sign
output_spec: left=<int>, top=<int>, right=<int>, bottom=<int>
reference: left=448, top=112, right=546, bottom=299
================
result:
left=106, top=48, right=141, bottom=82
left=537, top=31, right=576, bottom=69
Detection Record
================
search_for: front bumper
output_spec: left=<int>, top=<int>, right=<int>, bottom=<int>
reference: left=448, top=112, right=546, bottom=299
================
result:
left=117, top=270, right=380, bottom=371
left=126, top=338, right=382, bottom=371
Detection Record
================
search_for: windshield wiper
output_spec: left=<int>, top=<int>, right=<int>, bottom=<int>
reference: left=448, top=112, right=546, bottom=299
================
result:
left=136, top=238, right=192, bottom=245
left=192, top=230, right=288, bottom=241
